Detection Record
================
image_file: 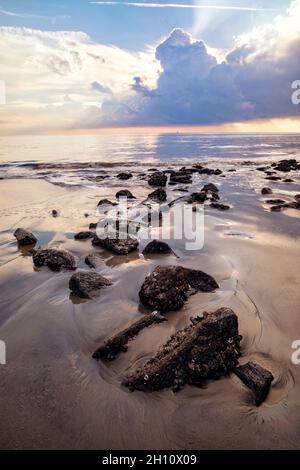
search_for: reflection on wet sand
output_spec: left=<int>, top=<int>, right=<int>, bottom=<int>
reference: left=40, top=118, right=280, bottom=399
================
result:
left=0, top=159, right=300, bottom=449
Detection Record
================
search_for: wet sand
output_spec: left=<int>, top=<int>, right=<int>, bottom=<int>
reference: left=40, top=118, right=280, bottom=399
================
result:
left=0, top=169, right=300, bottom=450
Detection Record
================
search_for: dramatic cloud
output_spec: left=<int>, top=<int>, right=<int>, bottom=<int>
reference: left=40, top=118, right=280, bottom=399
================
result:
left=1, top=0, right=300, bottom=133
left=95, top=0, right=300, bottom=126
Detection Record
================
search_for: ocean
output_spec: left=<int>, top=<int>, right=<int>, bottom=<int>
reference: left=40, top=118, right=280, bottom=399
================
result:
left=1, top=133, right=300, bottom=188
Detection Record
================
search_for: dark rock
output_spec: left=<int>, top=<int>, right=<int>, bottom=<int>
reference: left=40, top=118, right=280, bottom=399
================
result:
left=295, top=194, right=300, bottom=201
left=69, top=271, right=111, bottom=299
left=283, top=201, right=300, bottom=210
left=179, top=167, right=198, bottom=175
left=139, top=265, right=218, bottom=312
left=148, top=171, right=167, bottom=187
left=283, top=178, right=295, bottom=183
left=93, top=312, right=167, bottom=361
left=148, top=188, right=167, bottom=203
left=123, top=308, right=241, bottom=392
left=202, top=183, right=219, bottom=194
left=97, top=199, right=117, bottom=207
left=115, top=190, right=136, bottom=199
left=92, top=235, right=139, bottom=255
left=182, top=268, right=218, bottom=292
left=74, top=231, right=94, bottom=240
left=273, top=159, right=298, bottom=173
left=14, top=228, right=37, bottom=247
left=117, top=172, right=133, bottom=180
left=210, top=202, right=230, bottom=211
left=192, top=164, right=204, bottom=170
left=269, top=201, right=300, bottom=212
left=270, top=205, right=283, bottom=212
left=211, top=192, right=220, bottom=201
left=261, top=187, right=272, bottom=195
left=89, top=222, right=98, bottom=230
left=187, top=192, right=207, bottom=204
left=142, top=240, right=174, bottom=256
left=148, top=168, right=158, bottom=172
left=33, top=248, right=76, bottom=272
left=214, top=169, right=223, bottom=175
left=265, top=199, right=286, bottom=205
left=85, top=253, right=102, bottom=268
left=228, top=169, right=236, bottom=172
left=233, top=362, right=273, bottom=405
left=265, top=176, right=281, bottom=181
left=52, top=209, right=58, bottom=217
left=169, top=171, right=192, bottom=184
left=197, top=168, right=216, bottom=175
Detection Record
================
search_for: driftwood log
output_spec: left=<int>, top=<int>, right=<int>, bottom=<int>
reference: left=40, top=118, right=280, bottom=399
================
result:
left=123, top=307, right=242, bottom=392
left=93, top=312, right=167, bottom=361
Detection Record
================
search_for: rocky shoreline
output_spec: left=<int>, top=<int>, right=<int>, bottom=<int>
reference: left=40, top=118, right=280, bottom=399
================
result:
left=10, top=158, right=299, bottom=406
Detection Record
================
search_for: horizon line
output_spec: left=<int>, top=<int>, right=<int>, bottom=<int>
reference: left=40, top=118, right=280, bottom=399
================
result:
left=2, top=120, right=300, bottom=137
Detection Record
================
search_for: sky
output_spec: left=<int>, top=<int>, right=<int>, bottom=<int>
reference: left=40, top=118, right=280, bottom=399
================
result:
left=0, top=0, right=299, bottom=134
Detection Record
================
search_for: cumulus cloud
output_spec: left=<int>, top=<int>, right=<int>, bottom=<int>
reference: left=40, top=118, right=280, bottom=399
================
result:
left=84, top=0, right=300, bottom=128
left=116, top=0, right=300, bottom=126
left=1, top=0, right=300, bottom=133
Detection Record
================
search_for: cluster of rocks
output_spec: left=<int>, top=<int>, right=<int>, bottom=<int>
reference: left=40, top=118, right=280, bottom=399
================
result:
left=271, top=159, right=300, bottom=173
left=169, top=168, right=194, bottom=185
left=260, top=194, right=300, bottom=213
left=146, top=164, right=224, bottom=189
left=13, top=228, right=114, bottom=299
left=255, top=159, right=299, bottom=185
left=116, top=307, right=273, bottom=405
left=259, top=158, right=299, bottom=213
left=269, top=197, right=300, bottom=212
left=13, top=162, right=283, bottom=404
left=123, top=308, right=241, bottom=392
left=171, top=182, right=231, bottom=211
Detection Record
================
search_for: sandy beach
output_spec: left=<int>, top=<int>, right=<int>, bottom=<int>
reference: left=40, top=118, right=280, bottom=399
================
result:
left=0, top=152, right=299, bottom=449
